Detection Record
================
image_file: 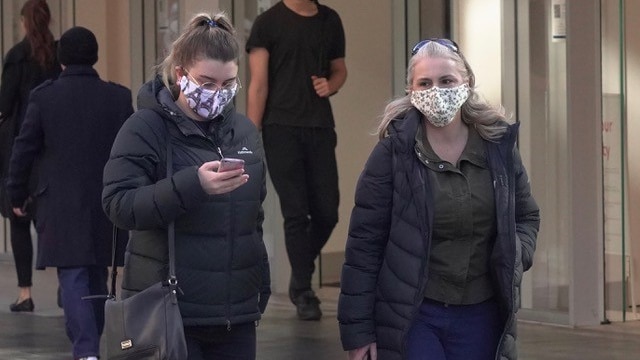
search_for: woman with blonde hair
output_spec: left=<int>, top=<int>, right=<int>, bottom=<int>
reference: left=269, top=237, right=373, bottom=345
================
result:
left=338, top=39, right=540, bottom=360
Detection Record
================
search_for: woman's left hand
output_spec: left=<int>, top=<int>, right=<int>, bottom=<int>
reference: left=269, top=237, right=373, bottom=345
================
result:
left=197, top=160, right=249, bottom=195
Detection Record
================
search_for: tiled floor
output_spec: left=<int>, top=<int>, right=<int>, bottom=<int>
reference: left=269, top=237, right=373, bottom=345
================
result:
left=2, top=255, right=640, bottom=359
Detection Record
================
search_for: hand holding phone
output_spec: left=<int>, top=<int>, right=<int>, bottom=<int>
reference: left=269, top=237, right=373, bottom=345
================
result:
left=198, top=159, right=248, bottom=195
left=218, top=157, right=245, bottom=172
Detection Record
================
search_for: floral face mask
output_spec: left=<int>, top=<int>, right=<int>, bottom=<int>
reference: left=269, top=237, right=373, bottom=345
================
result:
left=179, top=75, right=238, bottom=120
left=410, top=84, right=470, bottom=127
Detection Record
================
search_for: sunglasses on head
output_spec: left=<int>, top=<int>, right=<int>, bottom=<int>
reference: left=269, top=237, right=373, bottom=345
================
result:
left=411, top=38, right=460, bottom=56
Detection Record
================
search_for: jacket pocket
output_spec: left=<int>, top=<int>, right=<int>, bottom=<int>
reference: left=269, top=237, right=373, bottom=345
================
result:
left=33, top=184, right=48, bottom=233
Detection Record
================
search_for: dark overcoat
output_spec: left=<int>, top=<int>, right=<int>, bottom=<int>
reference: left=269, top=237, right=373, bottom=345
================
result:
left=0, top=39, right=61, bottom=217
left=7, top=65, right=133, bottom=269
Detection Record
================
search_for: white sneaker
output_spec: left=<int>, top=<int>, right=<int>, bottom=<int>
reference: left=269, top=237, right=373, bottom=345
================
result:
left=78, top=357, right=98, bottom=360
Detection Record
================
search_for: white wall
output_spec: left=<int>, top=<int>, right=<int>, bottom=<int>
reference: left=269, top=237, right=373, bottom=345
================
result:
left=453, top=0, right=503, bottom=106
left=74, top=0, right=131, bottom=86
left=320, top=0, right=392, bottom=255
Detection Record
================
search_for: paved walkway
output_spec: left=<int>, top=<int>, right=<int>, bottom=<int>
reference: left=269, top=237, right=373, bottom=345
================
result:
left=2, top=254, right=640, bottom=359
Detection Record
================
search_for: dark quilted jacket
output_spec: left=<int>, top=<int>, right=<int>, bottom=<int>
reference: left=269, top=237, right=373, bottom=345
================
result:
left=102, top=76, right=270, bottom=327
left=338, top=108, right=540, bottom=360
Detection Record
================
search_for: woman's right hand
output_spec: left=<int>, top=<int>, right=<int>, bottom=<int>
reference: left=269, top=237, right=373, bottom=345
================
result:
left=197, top=160, right=249, bottom=195
left=348, top=343, right=377, bottom=360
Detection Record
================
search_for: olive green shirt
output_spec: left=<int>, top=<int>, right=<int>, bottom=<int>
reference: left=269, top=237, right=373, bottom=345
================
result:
left=415, top=124, right=497, bottom=305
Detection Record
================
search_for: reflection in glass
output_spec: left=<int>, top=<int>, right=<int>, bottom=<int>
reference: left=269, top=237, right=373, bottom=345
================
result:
left=155, top=0, right=179, bottom=64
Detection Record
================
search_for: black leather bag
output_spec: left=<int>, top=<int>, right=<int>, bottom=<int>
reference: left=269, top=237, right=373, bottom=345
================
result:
left=104, top=131, right=187, bottom=360
left=104, top=279, right=186, bottom=360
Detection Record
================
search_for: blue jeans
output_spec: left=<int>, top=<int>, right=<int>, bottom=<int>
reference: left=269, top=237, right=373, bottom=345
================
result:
left=185, top=322, right=256, bottom=360
left=406, top=298, right=502, bottom=360
left=57, top=266, right=108, bottom=359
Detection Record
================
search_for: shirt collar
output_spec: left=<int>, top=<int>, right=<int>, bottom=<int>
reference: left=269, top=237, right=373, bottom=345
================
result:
left=460, top=125, right=488, bottom=168
left=415, top=122, right=488, bottom=168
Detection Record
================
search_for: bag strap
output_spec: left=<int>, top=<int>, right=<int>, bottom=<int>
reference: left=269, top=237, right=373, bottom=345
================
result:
left=166, top=131, right=179, bottom=304
left=108, top=225, right=119, bottom=298
left=108, top=119, right=176, bottom=299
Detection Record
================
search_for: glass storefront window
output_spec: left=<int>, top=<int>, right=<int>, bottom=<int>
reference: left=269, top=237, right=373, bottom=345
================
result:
left=602, top=0, right=640, bottom=322
left=155, top=0, right=180, bottom=64
left=425, top=0, right=572, bottom=321
left=519, top=0, right=570, bottom=318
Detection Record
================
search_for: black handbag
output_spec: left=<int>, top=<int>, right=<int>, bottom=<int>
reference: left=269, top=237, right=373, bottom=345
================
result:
left=104, top=129, right=187, bottom=360
left=104, top=278, right=187, bottom=359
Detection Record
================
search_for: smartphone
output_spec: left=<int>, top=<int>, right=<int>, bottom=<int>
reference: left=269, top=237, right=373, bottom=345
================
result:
left=218, top=157, right=245, bottom=172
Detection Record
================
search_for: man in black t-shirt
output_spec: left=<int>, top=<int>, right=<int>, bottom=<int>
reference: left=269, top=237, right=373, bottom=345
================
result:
left=246, top=0, right=347, bottom=321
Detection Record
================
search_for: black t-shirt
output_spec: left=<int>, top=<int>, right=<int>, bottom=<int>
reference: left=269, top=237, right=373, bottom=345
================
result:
left=246, top=1, right=346, bottom=128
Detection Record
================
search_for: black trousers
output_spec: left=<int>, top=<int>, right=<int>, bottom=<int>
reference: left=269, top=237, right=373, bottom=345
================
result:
left=185, top=323, right=256, bottom=360
left=262, top=124, right=339, bottom=293
left=10, top=216, right=33, bottom=287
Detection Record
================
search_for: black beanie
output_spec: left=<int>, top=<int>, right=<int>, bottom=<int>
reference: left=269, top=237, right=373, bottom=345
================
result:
left=57, top=26, right=98, bottom=66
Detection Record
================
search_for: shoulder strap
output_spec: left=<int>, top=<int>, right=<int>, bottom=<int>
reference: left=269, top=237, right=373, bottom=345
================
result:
left=108, top=119, right=176, bottom=298
left=108, top=226, right=119, bottom=298
left=165, top=124, right=178, bottom=300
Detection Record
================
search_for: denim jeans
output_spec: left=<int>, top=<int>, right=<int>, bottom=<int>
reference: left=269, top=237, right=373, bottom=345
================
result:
left=406, top=298, right=502, bottom=360
left=57, top=266, right=108, bottom=359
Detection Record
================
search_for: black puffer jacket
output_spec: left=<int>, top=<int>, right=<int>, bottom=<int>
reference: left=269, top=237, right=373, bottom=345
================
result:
left=338, top=109, right=540, bottom=360
left=102, top=76, right=270, bottom=327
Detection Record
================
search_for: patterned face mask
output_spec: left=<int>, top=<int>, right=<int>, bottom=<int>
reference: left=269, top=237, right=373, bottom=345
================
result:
left=410, top=84, right=470, bottom=127
left=179, top=75, right=237, bottom=120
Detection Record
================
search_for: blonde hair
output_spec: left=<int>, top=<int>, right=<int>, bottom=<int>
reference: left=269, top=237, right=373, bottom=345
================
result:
left=156, top=12, right=238, bottom=95
left=377, top=41, right=508, bottom=140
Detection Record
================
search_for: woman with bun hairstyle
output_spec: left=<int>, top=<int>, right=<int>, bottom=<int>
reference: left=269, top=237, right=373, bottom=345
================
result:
left=103, top=12, right=270, bottom=360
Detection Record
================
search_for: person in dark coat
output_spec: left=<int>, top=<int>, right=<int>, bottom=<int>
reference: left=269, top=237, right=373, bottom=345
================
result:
left=337, top=39, right=540, bottom=360
left=0, top=0, right=61, bottom=312
left=102, top=12, right=270, bottom=360
left=7, top=26, right=133, bottom=360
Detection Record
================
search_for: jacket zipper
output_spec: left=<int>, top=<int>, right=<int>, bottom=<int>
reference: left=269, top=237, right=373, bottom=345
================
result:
left=400, top=153, right=432, bottom=357
left=493, top=144, right=517, bottom=360
left=163, top=106, right=225, bottom=160
left=226, top=187, right=235, bottom=331
left=165, top=106, right=231, bottom=328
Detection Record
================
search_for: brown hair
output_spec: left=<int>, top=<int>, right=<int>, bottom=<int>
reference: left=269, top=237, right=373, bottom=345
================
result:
left=21, top=0, right=55, bottom=69
left=157, top=12, right=238, bottom=94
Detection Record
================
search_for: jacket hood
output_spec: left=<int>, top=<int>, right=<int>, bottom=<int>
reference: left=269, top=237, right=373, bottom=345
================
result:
left=388, top=108, right=520, bottom=151
left=387, top=108, right=423, bottom=153
left=136, top=75, right=186, bottom=116
left=136, top=75, right=236, bottom=141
